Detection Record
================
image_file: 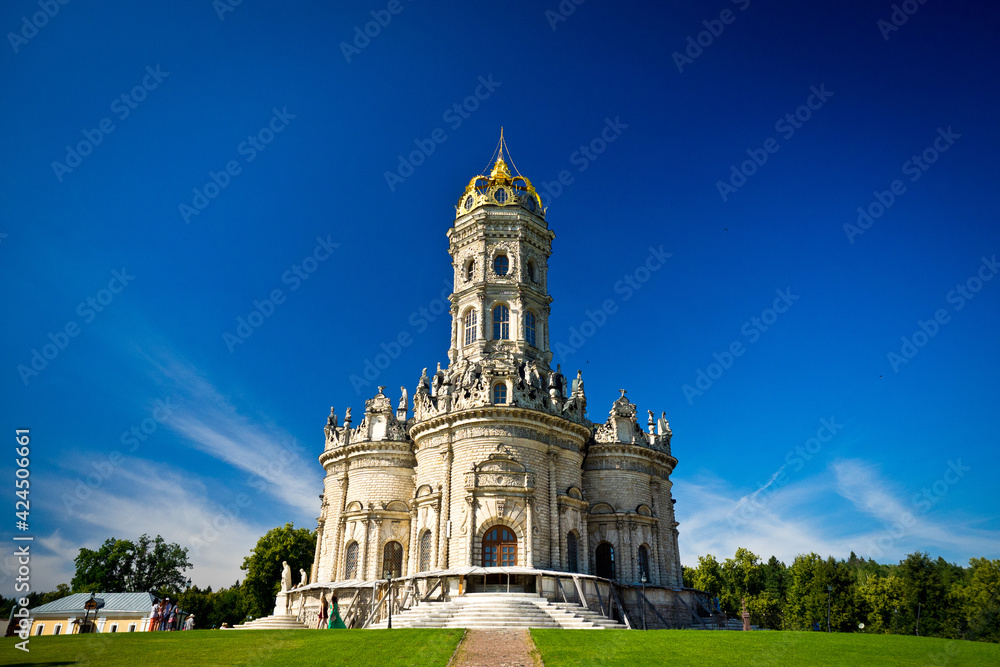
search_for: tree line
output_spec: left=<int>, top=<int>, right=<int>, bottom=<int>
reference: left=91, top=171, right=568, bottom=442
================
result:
left=683, top=548, right=1000, bottom=642
left=0, top=524, right=316, bottom=630
left=4, top=527, right=996, bottom=640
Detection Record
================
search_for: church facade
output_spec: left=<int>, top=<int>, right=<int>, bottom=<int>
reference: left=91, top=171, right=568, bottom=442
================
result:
left=310, top=139, right=682, bottom=592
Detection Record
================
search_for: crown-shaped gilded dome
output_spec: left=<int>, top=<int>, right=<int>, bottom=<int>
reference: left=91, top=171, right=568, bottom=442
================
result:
left=456, top=130, right=543, bottom=219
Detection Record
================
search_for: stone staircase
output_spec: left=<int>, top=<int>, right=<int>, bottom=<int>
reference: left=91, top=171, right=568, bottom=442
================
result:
left=369, top=593, right=624, bottom=629
left=231, top=614, right=310, bottom=630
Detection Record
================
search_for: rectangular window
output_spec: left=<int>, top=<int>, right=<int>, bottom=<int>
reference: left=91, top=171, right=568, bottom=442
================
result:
left=110, top=623, right=118, bottom=633
left=35, top=624, right=44, bottom=636
left=128, top=623, right=137, bottom=632
left=54, top=624, right=62, bottom=636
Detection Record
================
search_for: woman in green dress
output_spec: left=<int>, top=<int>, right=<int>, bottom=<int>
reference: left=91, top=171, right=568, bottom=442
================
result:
left=328, top=595, right=346, bottom=629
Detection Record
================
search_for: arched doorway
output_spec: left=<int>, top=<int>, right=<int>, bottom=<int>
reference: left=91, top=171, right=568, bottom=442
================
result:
left=595, top=542, right=615, bottom=580
left=482, top=526, right=517, bottom=567
left=382, top=541, right=403, bottom=578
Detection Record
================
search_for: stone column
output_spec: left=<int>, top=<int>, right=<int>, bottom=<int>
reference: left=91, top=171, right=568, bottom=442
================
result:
left=580, top=516, right=590, bottom=575
left=311, top=515, right=325, bottom=583
left=615, top=518, right=625, bottom=582
left=440, top=447, right=453, bottom=568
left=433, top=488, right=442, bottom=570
left=449, top=305, right=459, bottom=364
left=466, top=495, right=477, bottom=566
left=477, top=295, right=487, bottom=341
left=525, top=498, right=535, bottom=567
left=648, top=521, right=661, bottom=586
left=547, top=449, right=560, bottom=569
left=361, top=518, right=371, bottom=580
left=333, top=518, right=346, bottom=580
left=407, top=507, right=419, bottom=576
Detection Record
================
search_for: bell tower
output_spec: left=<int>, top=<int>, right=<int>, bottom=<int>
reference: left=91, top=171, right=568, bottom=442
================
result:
left=446, top=131, right=555, bottom=370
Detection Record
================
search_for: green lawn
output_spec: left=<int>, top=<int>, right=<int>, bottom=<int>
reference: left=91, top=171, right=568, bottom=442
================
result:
left=531, top=629, right=1000, bottom=667
left=0, top=628, right=464, bottom=667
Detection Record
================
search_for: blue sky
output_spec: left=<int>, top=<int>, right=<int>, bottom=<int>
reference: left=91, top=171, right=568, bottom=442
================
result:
left=2, top=0, right=998, bottom=593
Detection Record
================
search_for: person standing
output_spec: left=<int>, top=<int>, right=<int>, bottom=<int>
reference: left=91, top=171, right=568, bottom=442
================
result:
left=317, top=594, right=329, bottom=629
left=328, top=595, right=346, bottom=629
left=149, top=599, right=161, bottom=632
left=183, top=614, right=195, bottom=631
left=160, top=598, right=173, bottom=631
left=167, top=603, right=177, bottom=631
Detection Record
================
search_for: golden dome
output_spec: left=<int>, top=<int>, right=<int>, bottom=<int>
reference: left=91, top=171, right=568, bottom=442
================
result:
left=457, top=129, right=543, bottom=218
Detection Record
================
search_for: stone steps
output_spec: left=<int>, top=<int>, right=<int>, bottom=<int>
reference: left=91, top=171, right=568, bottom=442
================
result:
left=369, top=593, right=625, bottom=630
left=232, top=614, right=310, bottom=630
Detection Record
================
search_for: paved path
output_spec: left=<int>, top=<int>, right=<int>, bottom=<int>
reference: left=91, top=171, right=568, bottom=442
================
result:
left=450, top=628, right=542, bottom=667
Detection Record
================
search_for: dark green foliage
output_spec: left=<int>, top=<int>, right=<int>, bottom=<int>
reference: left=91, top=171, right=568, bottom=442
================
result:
left=682, top=549, right=999, bottom=641
left=71, top=534, right=191, bottom=593
left=240, top=522, right=316, bottom=619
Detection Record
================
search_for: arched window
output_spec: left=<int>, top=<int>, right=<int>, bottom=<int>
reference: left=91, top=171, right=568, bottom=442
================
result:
left=465, top=259, right=475, bottom=281
left=596, top=542, right=615, bottom=580
left=344, top=541, right=359, bottom=579
left=493, top=383, right=507, bottom=404
left=419, top=530, right=432, bottom=572
left=482, top=526, right=517, bottom=567
left=464, top=309, right=477, bottom=346
left=494, top=254, right=509, bottom=276
left=525, top=311, right=536, bottom=347
left=527, top=261, right=535, bottom=282
left=383, top=541, right=403, bottom=578
left=493, top=305, right=509, bottom=340
left=638, top=545, right=650, bottom=582
left=567, top=532, right=579, bottom=573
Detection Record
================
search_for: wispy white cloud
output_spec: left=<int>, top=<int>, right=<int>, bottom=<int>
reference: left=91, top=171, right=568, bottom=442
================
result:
left=144, top=353, right=322, bottom=515
left=43, top=457, right=269, bottom=590
left=831, top=458, right=1000, bottom=563
left=675, top=458, right=1000, bottom=568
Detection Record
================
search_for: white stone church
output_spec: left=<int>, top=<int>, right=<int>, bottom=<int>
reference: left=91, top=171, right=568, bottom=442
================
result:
left=253, top=138, right=705, bottom=630
left=313, top=136, right=680, bottom=586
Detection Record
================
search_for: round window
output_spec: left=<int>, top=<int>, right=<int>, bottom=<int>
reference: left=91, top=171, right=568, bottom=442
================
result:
left=464, top=195, right=474, bottom=209
left=494, top=188, right=508, bottom=204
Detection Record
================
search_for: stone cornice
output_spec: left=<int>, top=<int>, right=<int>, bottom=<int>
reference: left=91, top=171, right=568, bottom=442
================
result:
left=319, top=439, right=415, bottom=469
left=584, top=441, right=677, bottom=476
left=410, top=405, right=592, bottom=446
